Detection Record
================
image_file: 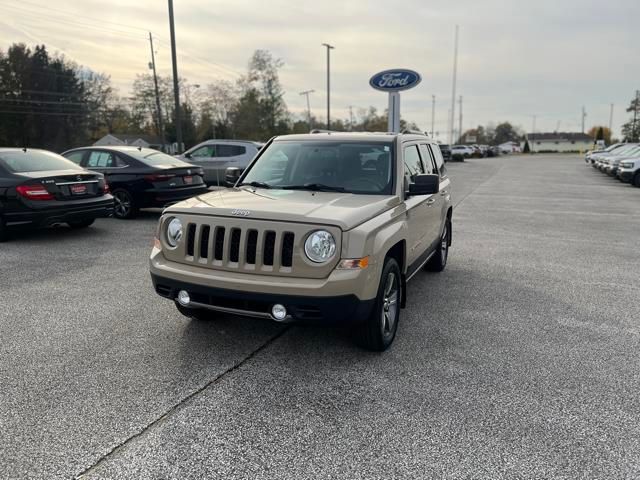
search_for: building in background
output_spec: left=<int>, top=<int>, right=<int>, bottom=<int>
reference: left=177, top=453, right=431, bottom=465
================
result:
left=94, top=134, right=174, bottom=153
left=525, top=132, right=593, bottom=153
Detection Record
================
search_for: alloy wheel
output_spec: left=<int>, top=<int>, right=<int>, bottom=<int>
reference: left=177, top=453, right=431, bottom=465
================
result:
left=114, top=191, right=131, bottom=218
left=381, top=272, right=399, bottom=337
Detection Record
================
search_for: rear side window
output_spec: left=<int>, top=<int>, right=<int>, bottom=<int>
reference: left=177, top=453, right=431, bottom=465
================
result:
left=87, top=151, right=117, bottom=168
left=0, top=150, right=83, bottom=173
left=419, top=144, right=436, bottom=174
left=429, top=144, right=447, bottom=178
left=403, top=145, right=424, bottom=183
left=217, top=145, right=246, bottom=157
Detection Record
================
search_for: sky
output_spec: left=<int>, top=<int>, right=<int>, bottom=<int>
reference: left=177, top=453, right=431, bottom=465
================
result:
left=1, top=0, right=639, bottom=140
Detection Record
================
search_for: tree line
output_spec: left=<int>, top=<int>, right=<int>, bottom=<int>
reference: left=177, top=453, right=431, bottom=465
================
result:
left=0, top=43, right=419, bottom=152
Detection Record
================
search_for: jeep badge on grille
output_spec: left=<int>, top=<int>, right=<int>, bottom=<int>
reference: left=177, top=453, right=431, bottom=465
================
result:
left=231, top=209, right=250, bottom=217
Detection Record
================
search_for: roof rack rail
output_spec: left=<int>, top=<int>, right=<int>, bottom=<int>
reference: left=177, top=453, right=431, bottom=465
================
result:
left=401, top=129, right=428, bottom=136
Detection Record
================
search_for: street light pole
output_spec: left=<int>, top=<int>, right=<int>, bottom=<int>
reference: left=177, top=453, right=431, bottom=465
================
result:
left=431, top=95, right=435, bottom=137
left=299, top=89, right=314, bottom=131
left=148, top=32, right=166, bottom=152
left=321, top=43, right=334, bottom=130
left=168, top=0, right=183, bottom=153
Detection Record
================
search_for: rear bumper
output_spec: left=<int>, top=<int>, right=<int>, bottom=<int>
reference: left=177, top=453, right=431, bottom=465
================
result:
left=151, top=273, right=375, bottom=323
left=4, top=197, right=114, bottom=227
left=141, top=185, right=208, bottom=208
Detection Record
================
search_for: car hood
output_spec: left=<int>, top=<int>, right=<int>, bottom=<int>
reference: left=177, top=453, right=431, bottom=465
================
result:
left=164, top=187, right=401, bottom=230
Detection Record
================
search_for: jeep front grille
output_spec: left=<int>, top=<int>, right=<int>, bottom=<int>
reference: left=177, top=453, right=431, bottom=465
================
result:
left=185, top=222, right=295, bottom=270
left=163, top=214, right=341, bottom=278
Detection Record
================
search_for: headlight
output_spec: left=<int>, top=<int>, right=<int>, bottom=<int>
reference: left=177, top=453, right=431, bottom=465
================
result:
left=620, top=162, right=634, bottom=169
left=304, top=230, right=336, bottom=263
left=166, top=217, right=183, bottom=248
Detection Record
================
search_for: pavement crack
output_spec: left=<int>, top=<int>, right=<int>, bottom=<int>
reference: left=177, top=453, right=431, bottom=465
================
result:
left=73, top=325, right=291, bottom=479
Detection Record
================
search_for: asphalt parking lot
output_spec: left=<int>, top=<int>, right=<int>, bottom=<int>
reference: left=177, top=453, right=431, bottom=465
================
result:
left=2, top=154, right=639, bottom=479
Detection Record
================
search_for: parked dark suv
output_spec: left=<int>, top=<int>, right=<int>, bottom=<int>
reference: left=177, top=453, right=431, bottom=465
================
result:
left=62, top=146, right=208, bottom=219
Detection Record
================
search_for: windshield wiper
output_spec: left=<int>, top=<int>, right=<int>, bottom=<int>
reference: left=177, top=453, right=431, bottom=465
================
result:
left=239, top=181, right=273, bottom=189
left=281, top=183, right=346, bottom=192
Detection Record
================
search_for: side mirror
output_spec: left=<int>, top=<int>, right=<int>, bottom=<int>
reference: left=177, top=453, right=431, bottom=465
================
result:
left=225, top=167, right=243, bottom=187
left=408, top=174, right=439, bottom=196
left=184, top=152, right=192, bottom=159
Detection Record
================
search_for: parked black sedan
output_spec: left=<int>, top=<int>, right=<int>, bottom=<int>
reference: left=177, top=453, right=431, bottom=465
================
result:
left=62, top=146, right=208, bottom=219
left=0, top=148, right=113, bottom=241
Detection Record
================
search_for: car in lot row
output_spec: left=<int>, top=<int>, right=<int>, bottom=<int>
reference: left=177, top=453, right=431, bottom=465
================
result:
left=62, top=146, right=208, bottom=219
left=0, top=148, right=113, bottom=241
left=586, top=143, right=640, bottom=187
left=177, top=140, right=263, bottom=186
left=150, top=131, right=452, bottom=351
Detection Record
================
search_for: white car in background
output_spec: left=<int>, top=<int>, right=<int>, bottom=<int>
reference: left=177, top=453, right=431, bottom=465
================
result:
left=450, top=145, right=474, bottom=159
left=179, top=140, right=263, bottom=186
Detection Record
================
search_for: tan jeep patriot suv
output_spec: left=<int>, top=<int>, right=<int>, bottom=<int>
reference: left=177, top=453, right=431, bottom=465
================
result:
left=150, top=131, right=452, bottom=351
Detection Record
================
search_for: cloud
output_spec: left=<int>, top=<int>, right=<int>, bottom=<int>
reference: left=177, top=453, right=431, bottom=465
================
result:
left=1, top=0, right=638, bottom=137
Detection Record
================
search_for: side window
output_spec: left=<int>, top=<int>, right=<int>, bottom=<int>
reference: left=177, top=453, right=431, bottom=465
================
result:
left=217, top=145, right=247, bottom=157
left=403, top=145, right=424, bottom=183
left=87, top=151, right=116, bottom=168
left=190, top=145, right=216, bottom=158
left=115, top=156, right=129, bottom=168
left=419, top=144, right=436, bottom=174
left=430, top=144, right=447, bottom=178
left=64, top=151, right=85, bottom=165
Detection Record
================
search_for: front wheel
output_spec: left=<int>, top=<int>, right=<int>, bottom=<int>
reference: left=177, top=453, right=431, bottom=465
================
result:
left=633, top=172, right=640, bottom=188
left=112, top=189, right=138, bottom=219
left=175, top=302, right=215, bottom=322
left=426, top=218, right=451, bottom=272
left=353, top=257, right=402, bottom=352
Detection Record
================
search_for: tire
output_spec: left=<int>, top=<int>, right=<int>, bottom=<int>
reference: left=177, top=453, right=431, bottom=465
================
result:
left=426, top=218, right=451, bottom=272
left=67, top=219, right=95, bottom=229
left=112, top=189, right=138, bottom=219
left=633, top=172, right=640, bottom=188
left=175, top=302, right=215, bottom=321
left=353, top=257, right=402, bottom=352
left=0, top=217, right=7, bottom=242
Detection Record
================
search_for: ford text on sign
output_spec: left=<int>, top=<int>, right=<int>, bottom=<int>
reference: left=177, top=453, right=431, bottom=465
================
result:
left=369, top=69, right=422, bottom=92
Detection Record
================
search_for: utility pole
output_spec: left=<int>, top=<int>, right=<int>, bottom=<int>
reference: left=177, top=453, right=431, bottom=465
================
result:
left=449, top=25, right=459, bottom=144
left=431, top=95, right=435, bottom=137
left=148, top=32, right=166, bottom=152
left=458, top=95, right=463, bottom=143
left=633, top=91, right=640, bottom=141
left=530, top=115, right=536, bottom=153
left=321, top=43, right=335, bottom=130
left=447, top=108, right=451, bottom=144
left=581, top=105, right=587, bottom=133
left=348, top=105, right=354, bottom=131
left=608, top=103, right=614, bottom=133
left=168, top=0, right=182, bottom=153
left=299, top=90, right=314, bottom=131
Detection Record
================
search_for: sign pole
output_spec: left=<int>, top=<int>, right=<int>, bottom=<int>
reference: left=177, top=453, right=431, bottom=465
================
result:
left=388, top=92, right=401, bottom=133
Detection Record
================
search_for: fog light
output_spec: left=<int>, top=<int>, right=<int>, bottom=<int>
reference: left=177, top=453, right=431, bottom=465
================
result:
left=271, top=304, right=287, bottom=321
left=177, top=290, right=191, bottom=306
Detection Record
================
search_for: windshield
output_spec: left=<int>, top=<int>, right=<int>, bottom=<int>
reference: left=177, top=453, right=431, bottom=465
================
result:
left=134, top=149, right=192, bottom=167
left=611, top=144, right=638, bottom=156
left=0, top=150, right=84, bottom=173
left=241, top=141, right=394, bottom=195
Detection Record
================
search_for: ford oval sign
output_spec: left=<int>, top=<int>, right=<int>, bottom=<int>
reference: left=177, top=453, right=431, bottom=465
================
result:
left=369, top=69, right=422, bottom=92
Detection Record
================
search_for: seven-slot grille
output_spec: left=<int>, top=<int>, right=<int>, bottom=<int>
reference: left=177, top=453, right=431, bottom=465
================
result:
left=185, top=222, right=296, bottom=271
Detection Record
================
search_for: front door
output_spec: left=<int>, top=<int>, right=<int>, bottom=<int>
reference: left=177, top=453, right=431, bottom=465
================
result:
left=402, top=144, right=434, bottom=269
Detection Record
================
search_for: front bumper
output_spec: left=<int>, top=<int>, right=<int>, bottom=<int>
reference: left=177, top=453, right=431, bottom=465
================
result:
left=150, top=247, right=378, bottom=322
left=4, top=196, right=114, bottom=227
left=617, top=169, right=635, bottom=183
left=151, top=273, right=375, bottom=323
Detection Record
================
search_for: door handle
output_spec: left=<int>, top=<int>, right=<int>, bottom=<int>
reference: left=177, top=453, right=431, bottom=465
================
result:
left=426, top=198, right=436, bottom=206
